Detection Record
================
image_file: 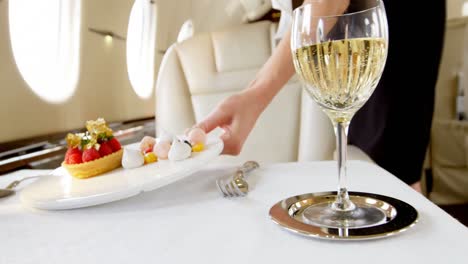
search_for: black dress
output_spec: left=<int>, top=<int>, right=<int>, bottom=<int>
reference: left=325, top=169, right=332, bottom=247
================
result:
left=348, top=0, right=446, bottom=184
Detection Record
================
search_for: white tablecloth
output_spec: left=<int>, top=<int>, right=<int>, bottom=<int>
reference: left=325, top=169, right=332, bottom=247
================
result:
left=0, top=161, right=467, bottom=264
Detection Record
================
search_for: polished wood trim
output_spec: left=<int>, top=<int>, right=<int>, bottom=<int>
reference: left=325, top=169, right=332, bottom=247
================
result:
left=447, top=16, right=468, bottom=28
left=0, top=146, right=66, bottom=174
left=0, top=117, right=155, bottom=175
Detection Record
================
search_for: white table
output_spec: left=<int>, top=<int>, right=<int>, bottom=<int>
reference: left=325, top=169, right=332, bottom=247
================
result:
left=1, top=161, right=467, bottom=264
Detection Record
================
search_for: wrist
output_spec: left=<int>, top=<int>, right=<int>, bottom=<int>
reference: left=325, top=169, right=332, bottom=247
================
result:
left=242, top=78, right=275, bottom=112
left=243, top=60, right=295, bottom=112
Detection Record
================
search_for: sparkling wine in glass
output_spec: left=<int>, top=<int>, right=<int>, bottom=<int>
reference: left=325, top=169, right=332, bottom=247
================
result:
left=291, top=0, right=389, bottom=228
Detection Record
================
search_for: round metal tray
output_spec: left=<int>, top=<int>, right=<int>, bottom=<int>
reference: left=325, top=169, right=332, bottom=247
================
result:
left=269, top=191, right=418, bottom=240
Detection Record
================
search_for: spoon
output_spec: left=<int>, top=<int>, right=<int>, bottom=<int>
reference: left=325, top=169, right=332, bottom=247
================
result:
left=0, top=176, right=41, bottom=198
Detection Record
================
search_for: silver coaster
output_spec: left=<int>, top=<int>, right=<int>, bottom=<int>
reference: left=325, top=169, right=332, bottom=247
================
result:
left=269, top=192, right=418, bottom=240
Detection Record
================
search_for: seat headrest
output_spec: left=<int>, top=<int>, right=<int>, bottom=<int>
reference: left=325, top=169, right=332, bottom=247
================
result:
left=211, top=21, right=273, bottom=73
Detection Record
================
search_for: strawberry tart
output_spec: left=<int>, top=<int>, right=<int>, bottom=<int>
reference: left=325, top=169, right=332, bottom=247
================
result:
left=62, top=118, right=123, bottom=179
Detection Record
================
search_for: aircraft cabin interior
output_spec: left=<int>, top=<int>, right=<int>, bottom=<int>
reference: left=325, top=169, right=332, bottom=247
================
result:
left=0, top=0, right=467, bottom=262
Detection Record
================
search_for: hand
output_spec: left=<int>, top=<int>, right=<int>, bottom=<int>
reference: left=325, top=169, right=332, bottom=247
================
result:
left=410, top=181, right=422, bottom=194
left=196, top=90, right=265, bottom=155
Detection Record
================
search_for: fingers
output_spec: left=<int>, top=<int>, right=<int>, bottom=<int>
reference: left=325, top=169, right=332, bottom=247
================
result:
left=220, top=126, right=231, bottom=142
left=221, top=136, right=242, bottom=155
left=219, top=119, right=245, bottom=156
left=195, top=94, right=249, bottom=156
left=196, top=108, right=230, bottom=134
left=196, top=107, right=241, bottom=155
left=218, top=125, right=239, bottom=155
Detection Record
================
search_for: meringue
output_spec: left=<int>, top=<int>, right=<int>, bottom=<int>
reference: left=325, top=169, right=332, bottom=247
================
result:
left=154, top=141, right=171, bottom=159
left=140, top=136, right=156, bottom=153
left=122, top=147, right=144, bottom=169
left=168, top=139, right=192, bottom=161
left=187, top=127, right=206, bottom=145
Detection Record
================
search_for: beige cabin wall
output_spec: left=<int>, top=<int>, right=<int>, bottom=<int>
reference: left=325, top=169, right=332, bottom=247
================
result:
left=0, top=0, right=156, bottom=144
left=447, top=0, right=468, bottom=20
left=0, top=0, right=248, bottom=144
left=154, top=0, right=245, bottom=51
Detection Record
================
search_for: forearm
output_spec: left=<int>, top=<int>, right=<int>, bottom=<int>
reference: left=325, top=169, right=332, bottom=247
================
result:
left=242, top=0, right=350, bottom=111
left=244, top=29, right=295, bottom=111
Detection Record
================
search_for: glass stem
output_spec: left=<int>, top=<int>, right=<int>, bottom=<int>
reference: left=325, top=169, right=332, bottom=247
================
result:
left=332, top=121, right=356, bottom=212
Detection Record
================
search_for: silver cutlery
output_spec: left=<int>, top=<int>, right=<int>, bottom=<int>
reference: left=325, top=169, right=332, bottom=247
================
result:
left=216, top=161, right=259, bottom=197
left=0, top=175, right=41, bottom=198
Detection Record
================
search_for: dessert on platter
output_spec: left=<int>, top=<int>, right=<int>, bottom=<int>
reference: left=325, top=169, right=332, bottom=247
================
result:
left=62, top=118, right=208, bottom=178
left=122, top=127, right=207, bottom=169
left=62, top=118, right=123, bottom=179
left=20, top=126, right=223, bottom=210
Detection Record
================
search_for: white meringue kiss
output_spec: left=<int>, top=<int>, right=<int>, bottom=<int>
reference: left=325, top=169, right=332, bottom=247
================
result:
left=168, top=140, right=191, bottom=161
left=122, top=147, right=144, bottom=169
left=154, top=141, right=171, bottom=159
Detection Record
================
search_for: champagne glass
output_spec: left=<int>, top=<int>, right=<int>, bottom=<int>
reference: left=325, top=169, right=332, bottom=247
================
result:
left=291, top=0, right=388, bottom=228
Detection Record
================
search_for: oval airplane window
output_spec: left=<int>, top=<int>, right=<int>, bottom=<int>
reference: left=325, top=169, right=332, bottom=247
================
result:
left=126, top=0, right=157, bottom=99
left=8, top=0, right=81, bottom=103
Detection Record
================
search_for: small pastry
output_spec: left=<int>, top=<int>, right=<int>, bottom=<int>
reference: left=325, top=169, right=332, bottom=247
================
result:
left=153, top=141, right=171, bottom=159
left=192, top=143, right=204, bottom=152
left=168, top=139, right=191, bottom=161
left=122, top=147, right=144, bottom=169
left=140, top=136, right=156, bottom=153
left=187, top=127, right=206, bottom=145
left=144, top=152, right=158, bottom=164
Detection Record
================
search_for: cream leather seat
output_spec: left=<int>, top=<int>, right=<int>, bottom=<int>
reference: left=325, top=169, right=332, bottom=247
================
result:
left=155, top=21, right=371, bottom=164
left=426, top=17, right=468, bottom=204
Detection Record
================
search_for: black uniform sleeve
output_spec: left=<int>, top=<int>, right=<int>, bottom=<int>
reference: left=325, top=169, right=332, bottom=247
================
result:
left=348, top=0, right=446, bottom=185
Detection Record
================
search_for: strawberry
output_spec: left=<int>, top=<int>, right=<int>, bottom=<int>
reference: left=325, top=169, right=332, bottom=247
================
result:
left=68, top=152, right=83, bottom=164
left=64, top=148, right=73, bottom=163
left=65, top=148, right=81, bottom=164
left=144, top=147, right=153, bottom=154
left=69, top=148, right=82, bottom=156
left=99, top=141, right=113, bottom=157
left=108, top=137, right=121, bottom=152
left=82, top=148, right=101, bottom=162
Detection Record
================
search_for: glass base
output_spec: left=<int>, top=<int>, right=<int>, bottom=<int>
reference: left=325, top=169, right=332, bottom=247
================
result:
left=301, top=201, right=387, bottom=229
